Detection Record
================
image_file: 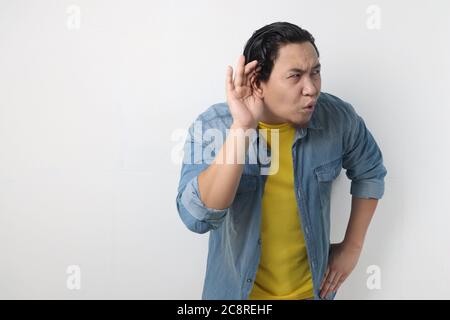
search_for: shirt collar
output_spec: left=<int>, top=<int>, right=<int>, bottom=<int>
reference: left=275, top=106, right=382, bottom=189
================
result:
left=294, top=102, right=324, bottom=140
left=305, top=106, right=323, bottom=130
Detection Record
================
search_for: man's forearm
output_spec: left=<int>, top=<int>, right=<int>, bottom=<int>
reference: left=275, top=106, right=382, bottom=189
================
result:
left=197, top=123, right=251, bottom=210
left=342, top=197, right=379, bottom=249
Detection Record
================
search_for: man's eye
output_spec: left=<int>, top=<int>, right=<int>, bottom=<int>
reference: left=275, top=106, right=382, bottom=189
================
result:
left=312, top=69, right=321, bottom=75
left=290, top=74, right=300, bottom=78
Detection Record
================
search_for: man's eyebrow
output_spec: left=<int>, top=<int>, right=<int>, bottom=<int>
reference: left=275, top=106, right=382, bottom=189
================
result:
left=287, top=63, right=321, bottom=73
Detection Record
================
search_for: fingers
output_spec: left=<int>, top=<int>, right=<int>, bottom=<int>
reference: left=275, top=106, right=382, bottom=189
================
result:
left=320, top=270, right=338, bottom=299
left=330, top=274, right=346, bottom=293
left=234, top=55, right=245, bottom=87
left=234, top=55, right=259, bottom=87
left=226, top=65, right=234, bottom=94
left=226, top=55, right=260, bottom=98
left=320, top=266, right=329, bottom=290
left=243, top=60, right=258, bottom=76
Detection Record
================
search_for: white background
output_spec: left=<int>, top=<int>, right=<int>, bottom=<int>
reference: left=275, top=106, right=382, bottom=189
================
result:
left=1, top=0, right=449, bottom=299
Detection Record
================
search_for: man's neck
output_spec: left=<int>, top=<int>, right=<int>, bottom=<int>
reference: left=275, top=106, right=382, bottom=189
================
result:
left=259, top=108, right=286, bottom=125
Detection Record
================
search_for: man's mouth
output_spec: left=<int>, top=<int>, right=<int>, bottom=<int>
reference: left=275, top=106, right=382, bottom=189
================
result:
left=303, top=102, right=316, bottom=112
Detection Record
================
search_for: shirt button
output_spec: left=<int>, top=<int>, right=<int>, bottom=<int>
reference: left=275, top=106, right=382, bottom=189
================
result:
left=247, top=278, right=252, bottom=283
left=258, top=238, right=262, bottom=245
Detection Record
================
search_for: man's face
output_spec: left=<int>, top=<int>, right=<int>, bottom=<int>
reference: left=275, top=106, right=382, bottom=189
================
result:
left=258, top=42, right=321, bottom=127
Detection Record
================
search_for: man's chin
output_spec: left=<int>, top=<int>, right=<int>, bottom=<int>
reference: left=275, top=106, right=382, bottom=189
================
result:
left=290, top=114, right=312, bottom=128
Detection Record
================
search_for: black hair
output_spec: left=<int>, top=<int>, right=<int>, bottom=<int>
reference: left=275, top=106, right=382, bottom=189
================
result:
left=243, top=22, right=319, bottom=82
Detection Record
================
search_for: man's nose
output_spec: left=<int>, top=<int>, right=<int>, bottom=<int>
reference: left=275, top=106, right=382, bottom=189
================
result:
left=302, top=76, right=319, bottom=96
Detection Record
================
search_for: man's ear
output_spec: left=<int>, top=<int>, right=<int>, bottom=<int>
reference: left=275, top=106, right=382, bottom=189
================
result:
left=251, top=78, right=264, bottom=99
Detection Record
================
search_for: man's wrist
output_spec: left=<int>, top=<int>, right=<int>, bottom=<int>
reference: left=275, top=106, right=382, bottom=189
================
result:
left=342, top=239, right=363, bottom=252
left=231, top=122, right=256, bottom=131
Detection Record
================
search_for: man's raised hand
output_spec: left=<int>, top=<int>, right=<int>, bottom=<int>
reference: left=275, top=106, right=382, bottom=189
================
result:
left=226, top=55, right=264, bottom=130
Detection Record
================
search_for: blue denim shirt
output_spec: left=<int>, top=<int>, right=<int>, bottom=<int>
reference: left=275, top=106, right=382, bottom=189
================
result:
left=176, top=92, right=387, bottom=300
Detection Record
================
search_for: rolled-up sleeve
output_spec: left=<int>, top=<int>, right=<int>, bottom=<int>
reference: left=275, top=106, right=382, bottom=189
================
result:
left=342, top=107, right=387, bottom=199
left=176, top=120, right=229, bottom=234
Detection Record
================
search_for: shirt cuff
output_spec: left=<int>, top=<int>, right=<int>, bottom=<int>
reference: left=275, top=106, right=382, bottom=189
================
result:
left=350, top=179, right=385, bottom=199
left=180, top=175, right=229, bottom=222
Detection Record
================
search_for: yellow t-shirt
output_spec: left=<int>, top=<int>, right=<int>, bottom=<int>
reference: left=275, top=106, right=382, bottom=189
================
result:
left=248, top=121, right=314, bottom=300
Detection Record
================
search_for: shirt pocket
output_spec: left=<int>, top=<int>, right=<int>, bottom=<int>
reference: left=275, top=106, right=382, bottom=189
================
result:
left=314, top=158, right=342, bottom=215
left=315, top=158, right=342, bottom=182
